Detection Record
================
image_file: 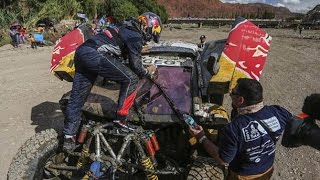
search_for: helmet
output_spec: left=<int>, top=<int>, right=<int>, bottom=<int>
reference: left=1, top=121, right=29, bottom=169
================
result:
left=137, top=12, right=162, bottom=43
left=200, top=35, right=206, bottom=40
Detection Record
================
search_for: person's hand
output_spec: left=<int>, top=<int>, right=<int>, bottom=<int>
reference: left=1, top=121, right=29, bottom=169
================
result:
left=189, top=125, right=205, bottom=140
left=146, top=64, right=157, bottom=79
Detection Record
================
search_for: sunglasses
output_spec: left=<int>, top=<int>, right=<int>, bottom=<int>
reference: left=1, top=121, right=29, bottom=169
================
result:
left=230, top=91, right=241, bottom=97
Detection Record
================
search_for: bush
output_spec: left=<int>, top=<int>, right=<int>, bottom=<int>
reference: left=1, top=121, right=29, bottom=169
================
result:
left=130, top=0, right=168, bottom=23
left=0, top=0, right=169, bottom=46
left=0, top=29, right=12, bottom=47
left=0, top=9, right=18, bottom=28
left=111, top=0, right=139, bottom=22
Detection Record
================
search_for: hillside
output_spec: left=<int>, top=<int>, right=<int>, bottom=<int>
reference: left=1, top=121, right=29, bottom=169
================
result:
left=157, top=0, right=292, bottom=19
left=303, top=4, right=320, bottom=24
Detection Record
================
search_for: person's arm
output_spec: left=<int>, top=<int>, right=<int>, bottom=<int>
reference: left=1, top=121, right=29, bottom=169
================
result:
left=126, top=39, right=147, bottom=77
left=189, top=126, right=227, bottom=165
left=126, top=39, right=156, bottom=78
left=201, top=136, right=226, bottom=165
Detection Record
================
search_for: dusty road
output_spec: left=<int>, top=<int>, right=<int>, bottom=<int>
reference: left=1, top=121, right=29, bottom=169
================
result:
left=0, top=27, right=319, bottom=179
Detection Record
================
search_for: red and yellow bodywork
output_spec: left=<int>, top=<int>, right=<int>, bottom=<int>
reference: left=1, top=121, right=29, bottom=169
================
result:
left=210, top=17, right=272, bottom=94
left=50, top=26, right=93, bottom=82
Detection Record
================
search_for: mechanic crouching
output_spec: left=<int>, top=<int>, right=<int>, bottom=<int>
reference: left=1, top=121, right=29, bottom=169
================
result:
left=63, top=12, right=162, bottom=152
left=189, top=78, right=293, bottom=180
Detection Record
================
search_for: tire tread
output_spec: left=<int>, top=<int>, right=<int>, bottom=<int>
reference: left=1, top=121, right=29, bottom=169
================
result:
left=187, top=156, right=224, bottom=180
left=7, top=129, right=58, bottom=180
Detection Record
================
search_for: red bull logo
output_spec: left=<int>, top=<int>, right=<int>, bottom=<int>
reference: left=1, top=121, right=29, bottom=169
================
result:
left=210, top=17, right=272, bottom=94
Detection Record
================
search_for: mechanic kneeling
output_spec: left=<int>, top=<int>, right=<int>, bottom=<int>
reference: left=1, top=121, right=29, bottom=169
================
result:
left=189, top=78, right=293, bottom=180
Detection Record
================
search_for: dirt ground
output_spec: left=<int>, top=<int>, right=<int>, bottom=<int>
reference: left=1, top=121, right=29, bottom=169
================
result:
left=0, top=26, right=319, bottom=179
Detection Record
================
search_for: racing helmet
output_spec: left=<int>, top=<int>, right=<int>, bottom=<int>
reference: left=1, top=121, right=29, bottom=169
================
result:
left=137, top=12, right=162, bottom=43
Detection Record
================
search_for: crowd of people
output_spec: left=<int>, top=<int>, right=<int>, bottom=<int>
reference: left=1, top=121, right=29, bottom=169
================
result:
left=8, top=22, right=47, bottom=49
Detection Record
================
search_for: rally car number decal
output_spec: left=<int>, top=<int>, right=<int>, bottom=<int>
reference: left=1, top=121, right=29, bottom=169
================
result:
left=142, top=56, right=192, bottom=67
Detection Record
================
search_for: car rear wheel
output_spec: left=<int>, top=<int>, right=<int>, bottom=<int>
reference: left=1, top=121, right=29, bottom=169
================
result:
left=7, top=129, right=84, bottom=180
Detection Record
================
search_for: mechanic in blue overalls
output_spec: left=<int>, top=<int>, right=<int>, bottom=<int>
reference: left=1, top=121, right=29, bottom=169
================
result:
left=63, top=12, right=162, bottom=151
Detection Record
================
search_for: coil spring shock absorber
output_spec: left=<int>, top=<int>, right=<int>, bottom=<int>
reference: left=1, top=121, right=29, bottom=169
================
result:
left=77, top=144, right=90, bottom=168
left=149, top=132, right=160, bottom=151
left=141, top=157, right=158, bottom=180
left=145, top=131, right=159, bottom=166
left=134, top=139, right=159, bottom=180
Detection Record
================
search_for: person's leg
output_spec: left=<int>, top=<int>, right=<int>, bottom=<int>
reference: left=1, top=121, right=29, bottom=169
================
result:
left=10, top=36, right=15, bottom=47
left=98, top=55, right=139, bottom=119
left=63, top=46, right=98, bottom=150
left=63, top=72, right=94, bottom=136
left=21, top=35, right=25, bottom=44
left=15, top=34, right=20, bottom=46
left=11, top=35, right=17, bottom=48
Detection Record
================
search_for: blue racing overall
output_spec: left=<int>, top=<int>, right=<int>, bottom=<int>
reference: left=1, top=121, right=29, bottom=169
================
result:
left=63, top=24, right=148, bottom=136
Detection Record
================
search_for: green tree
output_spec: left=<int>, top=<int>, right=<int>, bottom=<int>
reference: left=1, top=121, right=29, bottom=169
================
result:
left=0, top=9, right=18, bottom=27
left=81, top=0, right=98, bottom=19
left=24, top=0, right=80, bottom=27
left=129, top=0, right=168, bottom=23
left=111, top=0, right=138, bottom=22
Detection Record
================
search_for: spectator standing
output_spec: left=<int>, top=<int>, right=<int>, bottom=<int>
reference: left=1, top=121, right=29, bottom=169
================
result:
left=298, top=25, right=303, bottom=37
left=198, top=35, right=206, bottom=49
left=9, top=26, right=19, bottom=48
left=19, top=27, right=27, bottom=44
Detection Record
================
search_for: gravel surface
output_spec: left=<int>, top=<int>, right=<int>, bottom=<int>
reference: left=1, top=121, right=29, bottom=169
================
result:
left=0, top=27, right=319, bottom=179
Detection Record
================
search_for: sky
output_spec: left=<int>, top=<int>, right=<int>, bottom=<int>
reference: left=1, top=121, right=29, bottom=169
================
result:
left=220, top=0, right=319, bottom=13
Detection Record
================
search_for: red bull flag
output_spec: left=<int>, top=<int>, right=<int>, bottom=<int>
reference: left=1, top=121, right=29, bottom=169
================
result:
left=210, top=16, right=272, bottom=93
left=50, top=25, right=93, bottom=82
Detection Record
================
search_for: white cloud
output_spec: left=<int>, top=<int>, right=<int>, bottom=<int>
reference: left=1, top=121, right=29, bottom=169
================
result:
left=275, top=3, right=285, bottom=7
left=220, top=0, right=265, bottom=3
left=282, top=0, right=300, bottom=5
left=220, top=0, right=319, bottom=13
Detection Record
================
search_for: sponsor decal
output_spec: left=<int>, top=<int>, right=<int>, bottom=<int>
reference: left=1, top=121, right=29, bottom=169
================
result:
left=261, top=116, right=281, bottom=132
left=242, top=121, right=267, bottom=142
left=142, top=56, right=191, bottom=67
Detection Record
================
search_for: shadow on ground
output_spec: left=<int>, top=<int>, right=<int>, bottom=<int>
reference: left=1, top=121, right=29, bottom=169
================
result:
left=31, top=101, right=64, bottom=133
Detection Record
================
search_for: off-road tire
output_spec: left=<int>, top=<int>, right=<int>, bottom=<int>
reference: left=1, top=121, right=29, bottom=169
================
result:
left=187, top=156, right=224, bottom=180
left=7, top=129, right=59, bottom=180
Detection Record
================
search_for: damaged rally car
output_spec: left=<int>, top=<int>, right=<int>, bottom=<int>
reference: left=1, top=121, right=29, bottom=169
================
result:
left=7, top=17, right=272, bottom=180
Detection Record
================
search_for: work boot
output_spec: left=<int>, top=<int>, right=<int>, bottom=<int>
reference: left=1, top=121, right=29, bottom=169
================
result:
left=113, top=120, right=137, bottom=131
left=63, top=135, right=77, bottom=152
